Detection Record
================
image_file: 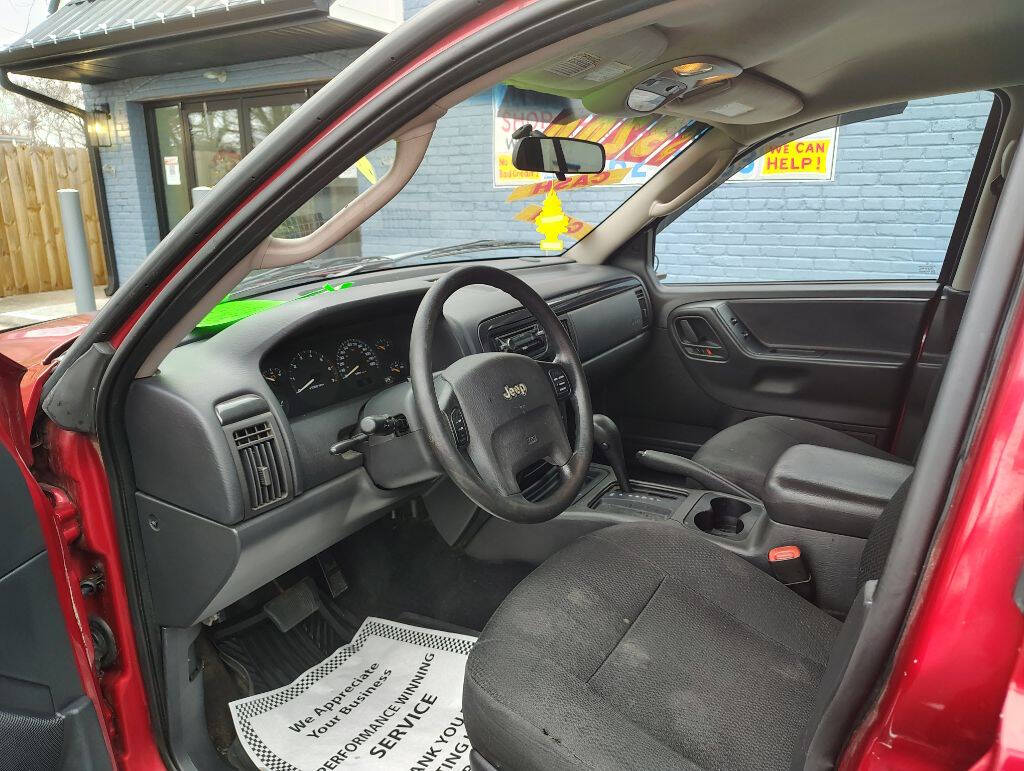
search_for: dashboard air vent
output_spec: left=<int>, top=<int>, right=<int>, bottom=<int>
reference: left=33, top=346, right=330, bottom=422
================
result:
left=635, top=287, right=650, bottom=328
left=232, top=420, right=288, bottom=511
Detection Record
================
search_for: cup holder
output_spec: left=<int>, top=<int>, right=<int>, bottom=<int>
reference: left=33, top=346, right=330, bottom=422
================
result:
left=692, top=496, right=751, bottom=536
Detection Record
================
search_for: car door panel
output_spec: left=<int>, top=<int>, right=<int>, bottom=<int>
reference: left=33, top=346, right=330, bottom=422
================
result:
left=604, top=284, right=934, bottom=461
left=669, top=295, right=926, bottom=423
left=0, top=442, right=112, bottom=770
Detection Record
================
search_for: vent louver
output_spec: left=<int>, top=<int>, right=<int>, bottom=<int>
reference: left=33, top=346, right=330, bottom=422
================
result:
left=232, top=420, right=288, bottom=511
left=635, top=287, right=650, bottom=328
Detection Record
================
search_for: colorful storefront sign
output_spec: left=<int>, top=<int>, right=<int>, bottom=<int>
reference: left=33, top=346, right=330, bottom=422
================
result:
left=728, top=127, right=838, bottom=182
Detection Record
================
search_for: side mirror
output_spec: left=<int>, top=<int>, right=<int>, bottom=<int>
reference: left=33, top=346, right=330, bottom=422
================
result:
left=512, top=133, right=605, bottom=177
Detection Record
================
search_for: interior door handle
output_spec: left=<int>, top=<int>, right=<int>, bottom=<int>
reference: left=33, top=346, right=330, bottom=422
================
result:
left=675, top=316, right=728, bottom=361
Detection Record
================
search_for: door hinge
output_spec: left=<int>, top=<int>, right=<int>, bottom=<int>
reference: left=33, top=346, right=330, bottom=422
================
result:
left=41, top=483, right=81, bottom=544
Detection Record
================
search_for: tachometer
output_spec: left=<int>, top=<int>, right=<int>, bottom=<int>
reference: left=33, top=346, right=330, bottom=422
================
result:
left=288, top=349, right=338, bottom=408
left=336, top=338, right=381, bottom=390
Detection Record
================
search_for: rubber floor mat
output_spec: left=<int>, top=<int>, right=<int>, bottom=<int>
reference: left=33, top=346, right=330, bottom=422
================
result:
left=229, top=617, right=476, bottom=771
left=215, top=607, right=353, bottom=696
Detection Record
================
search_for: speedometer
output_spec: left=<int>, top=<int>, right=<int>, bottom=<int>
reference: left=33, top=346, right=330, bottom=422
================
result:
left=336, top=338, right=381, bottom=390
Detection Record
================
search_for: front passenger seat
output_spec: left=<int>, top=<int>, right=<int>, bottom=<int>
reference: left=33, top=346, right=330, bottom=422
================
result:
left=693, top=415, right=901, bottom=500
left=464, top=478, right=912, bottom=771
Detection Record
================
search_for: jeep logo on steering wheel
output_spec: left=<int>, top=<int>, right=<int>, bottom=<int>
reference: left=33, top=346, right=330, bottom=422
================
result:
left=502, top=383, right=528, bottom=400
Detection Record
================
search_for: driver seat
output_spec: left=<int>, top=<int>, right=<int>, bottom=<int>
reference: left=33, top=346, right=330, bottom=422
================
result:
left=463, top=481, right=909, bottom=771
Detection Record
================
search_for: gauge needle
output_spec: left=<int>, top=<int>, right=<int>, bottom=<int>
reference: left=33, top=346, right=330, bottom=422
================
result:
left=296, top=377, right=316, bottom=393
left=343, top=365, right=362, bottom=379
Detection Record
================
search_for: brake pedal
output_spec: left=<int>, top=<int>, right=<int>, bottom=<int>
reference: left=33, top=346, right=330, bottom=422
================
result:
left=263, top=577, right=320, bottom=633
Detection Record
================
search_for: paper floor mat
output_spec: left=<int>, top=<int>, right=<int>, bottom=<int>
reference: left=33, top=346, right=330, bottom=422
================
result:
left=229, top=617, right=476, bottom=771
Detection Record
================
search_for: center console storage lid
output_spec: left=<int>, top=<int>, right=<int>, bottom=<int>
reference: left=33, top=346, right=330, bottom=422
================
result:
left=764, top=444, right=913, bottom=538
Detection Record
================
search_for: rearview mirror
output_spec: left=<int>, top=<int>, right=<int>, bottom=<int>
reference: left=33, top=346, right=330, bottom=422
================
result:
left=512, top=134, right=605, bottom=176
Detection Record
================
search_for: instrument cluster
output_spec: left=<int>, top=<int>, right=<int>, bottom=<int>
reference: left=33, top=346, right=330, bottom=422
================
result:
left=260, top=316, right=411, bottom=417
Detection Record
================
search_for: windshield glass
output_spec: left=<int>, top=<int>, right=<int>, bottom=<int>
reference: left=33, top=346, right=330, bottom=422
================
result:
left=234, top=85, right=704, bottom=295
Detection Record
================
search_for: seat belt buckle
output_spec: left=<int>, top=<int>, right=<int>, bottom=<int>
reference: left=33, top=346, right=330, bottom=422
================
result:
left=768, top=546, right=814, bottom=601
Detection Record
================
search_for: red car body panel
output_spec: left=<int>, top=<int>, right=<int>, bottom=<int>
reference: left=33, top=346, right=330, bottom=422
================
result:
left=0, top=427, right=118, bottom=766
left=843, top=303, right=1024, bottom=770
left=0, top=314, right=94, bottom=465
left=45, top=427, right=166, bottom=770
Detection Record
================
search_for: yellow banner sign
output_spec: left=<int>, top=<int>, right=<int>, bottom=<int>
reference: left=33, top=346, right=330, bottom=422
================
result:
left=762, top=137, right=832, bottom=176
left=506, top=168, right=631, bottom=202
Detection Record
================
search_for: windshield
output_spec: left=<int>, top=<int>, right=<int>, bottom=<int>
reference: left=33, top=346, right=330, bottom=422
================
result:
left=234, top=85, right=705, bottom=295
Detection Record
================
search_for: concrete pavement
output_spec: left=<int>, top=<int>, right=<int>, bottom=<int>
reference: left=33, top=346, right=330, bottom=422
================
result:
left=0, top=286, right=108, bottom=331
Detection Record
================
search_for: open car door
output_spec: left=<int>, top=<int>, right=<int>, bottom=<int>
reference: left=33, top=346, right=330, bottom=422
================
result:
left=0, top=353, right=112, bottom=770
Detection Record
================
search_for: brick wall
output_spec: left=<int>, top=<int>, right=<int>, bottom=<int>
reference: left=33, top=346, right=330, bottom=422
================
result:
left=362, top=89, right=992, bottom=282
left=656, top=90, right=993, bottom=283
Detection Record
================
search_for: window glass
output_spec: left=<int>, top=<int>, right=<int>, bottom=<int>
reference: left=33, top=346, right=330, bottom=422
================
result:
left=187, top=106, right=242, bottom=188
left=152, top=105, right=189, bottom=229
left=249, top=102, right=302, bottom=147
left=233, top=85, right=707, bottom=294
left=656, top=90, right=994, bottom=283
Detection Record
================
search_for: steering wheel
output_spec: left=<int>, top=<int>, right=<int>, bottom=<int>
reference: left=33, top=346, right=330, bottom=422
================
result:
left=410, top=265, right=593, bottom=523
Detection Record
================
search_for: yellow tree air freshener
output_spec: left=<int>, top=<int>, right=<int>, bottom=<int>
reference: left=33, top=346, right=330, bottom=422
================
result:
left=535, top=190, right=569, bottom=251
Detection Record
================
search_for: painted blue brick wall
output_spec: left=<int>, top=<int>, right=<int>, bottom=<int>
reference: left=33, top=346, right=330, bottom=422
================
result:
left=360, top=88, right=992, bottom=279
left=656, top=90, right=993, bottom=283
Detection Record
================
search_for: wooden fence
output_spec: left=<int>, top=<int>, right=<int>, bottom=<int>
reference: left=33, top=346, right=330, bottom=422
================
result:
left=0, top=145, right=107, bottom=298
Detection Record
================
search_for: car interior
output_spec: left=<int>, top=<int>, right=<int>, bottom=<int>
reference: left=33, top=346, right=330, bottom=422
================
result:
left=84, top=0, right=1024, bottom=769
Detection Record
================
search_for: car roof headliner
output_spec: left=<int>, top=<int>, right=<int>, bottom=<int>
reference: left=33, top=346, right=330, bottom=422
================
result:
left=504, top=0, right=1023, bottom=145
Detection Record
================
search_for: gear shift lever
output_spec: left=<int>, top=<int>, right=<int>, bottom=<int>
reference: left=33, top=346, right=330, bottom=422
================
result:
left=593, top=414, right=632, bottom=493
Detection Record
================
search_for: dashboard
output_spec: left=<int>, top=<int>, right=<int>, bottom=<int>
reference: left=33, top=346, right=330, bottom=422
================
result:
left=124, top=261, right=652, bottom=628
left=260, top=316, right=412, bottom=417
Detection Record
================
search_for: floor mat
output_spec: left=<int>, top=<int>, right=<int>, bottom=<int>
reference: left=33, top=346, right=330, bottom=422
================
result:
left=229, top=617, right=476, bottom=771
left=215, top=605, right=354, bottom=696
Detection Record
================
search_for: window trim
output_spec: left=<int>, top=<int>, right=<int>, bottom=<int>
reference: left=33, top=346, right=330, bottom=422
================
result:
left=144, top=83, right=328, bottom=238
left=653, top=90, right=1008, bottom=287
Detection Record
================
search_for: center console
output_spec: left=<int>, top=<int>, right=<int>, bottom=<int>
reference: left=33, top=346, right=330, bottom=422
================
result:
left=587, top=480, right=770, bottom=561
left=430, top=414, right=913, bottom=617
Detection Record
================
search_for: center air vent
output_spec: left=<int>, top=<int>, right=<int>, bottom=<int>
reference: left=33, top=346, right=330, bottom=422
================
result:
left=489, top=316, right=575, bottom=360
left=232, top=419, right=289, bottom=512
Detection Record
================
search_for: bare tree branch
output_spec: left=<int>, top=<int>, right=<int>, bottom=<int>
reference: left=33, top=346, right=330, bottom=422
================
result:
left=0, top=73, right=85, bottom=147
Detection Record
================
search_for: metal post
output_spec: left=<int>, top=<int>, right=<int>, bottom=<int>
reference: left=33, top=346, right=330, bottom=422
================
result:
left=57, top=189, right=97, bottom=313
left=192, top=186, right=212, bottom=207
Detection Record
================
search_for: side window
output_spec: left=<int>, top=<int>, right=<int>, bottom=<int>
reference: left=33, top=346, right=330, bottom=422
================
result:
left=656, top=91, right=995, bottom=284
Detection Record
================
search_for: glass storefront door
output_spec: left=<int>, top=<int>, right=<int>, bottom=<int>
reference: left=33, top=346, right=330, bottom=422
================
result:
left=186, top=101, right=242, bottom=189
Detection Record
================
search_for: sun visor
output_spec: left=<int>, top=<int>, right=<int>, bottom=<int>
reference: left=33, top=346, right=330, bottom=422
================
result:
left=506, top=27, right=669, bottom=98
left=659, top=73, right=803, bottom=125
